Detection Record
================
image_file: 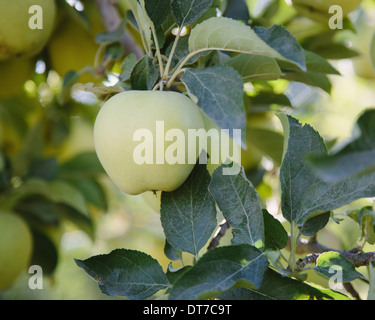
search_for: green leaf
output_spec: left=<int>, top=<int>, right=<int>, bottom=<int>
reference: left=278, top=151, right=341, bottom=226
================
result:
left=282, top=71, right=332, bottom=93
left=314, top=252, right=364, bottom=283
left=130, top=56, right=159, bottom=90
left=299, top=211, right=331, bottom=237
left=308, top=109, right=375, bottom=181
left=160, top=163, right=217, bottom=256
left=75, top=249, right=170, bottom=299
left=224, top=53, right=282, bottom=81
left=143, top=0, right=170, bottom=29
left=277, top=114, right=375, bottom=226
left=66, top=178, right=107, bottom=211
left=166, top=264, right=192, bottom=285
left=218, top=268, right=350, bottom=300
left=209, top=164, right=264, bottom=250
left=164, top=239, right=182, bottom=262
left=181, top=65, right=246, bottom=147
left=168, top=244, right=269, bottom=300
left=247, top=127, right=284, bottom=166
left=188, top=17, right=287, bottom=63
left=29, top=227, right=59, bottom=275
left=254, top=24, right=306, bottom=71
left=357, top=207, right=375, bottom=245
left=278, top=50, right=339, bottom=75
left=0, top=151, right=11, bottom=193
left=128, top=0, right=152, bottom=48
left=171, top=0, right=214, bottom=27
left=58, top=152, right=104, bottom=179
left=95, top=22, right=125, bottom=44
left=263, top=209, right=288, bottom=251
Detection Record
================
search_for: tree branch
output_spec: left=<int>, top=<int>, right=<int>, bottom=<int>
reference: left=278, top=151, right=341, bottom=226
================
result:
left=207, top=219, right=230, bottom=251
left=94, top=0, right=143, bottom=59
left=289, top=236, right=375, bottom=270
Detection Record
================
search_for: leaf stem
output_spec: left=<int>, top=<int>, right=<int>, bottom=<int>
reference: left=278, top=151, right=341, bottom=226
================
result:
left=163, top=26, right=183, bottom=80
left=288, top=222, right=298, bottom=271
left=150, top=25, right=164, bottom=80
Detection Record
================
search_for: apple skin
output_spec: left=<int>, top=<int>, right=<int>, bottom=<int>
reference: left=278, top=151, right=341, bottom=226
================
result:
left=0, top=57, right=35, bottom=98
left=0, top=0, right=56, bottom=60
left=0, top=212, right=33, bottom=290
left=292, top=0, right=362, bottom=23
left=94, top=90, right=205, bottom=195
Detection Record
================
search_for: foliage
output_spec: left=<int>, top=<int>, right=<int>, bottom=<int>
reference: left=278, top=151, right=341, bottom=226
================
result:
left=1, top=0, right=375, bottom=301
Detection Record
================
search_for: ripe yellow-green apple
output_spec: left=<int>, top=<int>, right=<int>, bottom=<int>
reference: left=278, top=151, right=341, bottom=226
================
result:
left=93, top=90, right=205, bottom=195
left=47, top=2, right=105, bottom=84
left=0, top=0, right=56, bottom=60
left=0, top=212, right=33, bottom=290
left=0, top=57, right=35, bottom=98
left=201, top=114, right=242, bottom=175
left=292, top=0, right=362, bottom=23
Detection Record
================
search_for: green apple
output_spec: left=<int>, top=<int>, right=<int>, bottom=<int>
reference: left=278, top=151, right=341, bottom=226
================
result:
left=0, top=212, right=33, bottom=290
left=292, top=0, right=362, bottom=23
left=0, top=57, right=35, bottom=98
left=0, top=0, right=56, bottom=60
left=94, top=90, right=205, bottom=195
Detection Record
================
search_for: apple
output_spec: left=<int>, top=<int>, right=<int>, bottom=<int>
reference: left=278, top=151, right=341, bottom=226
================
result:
left=0, top=57, right=35, bottom=98
left=47, top=17, right=102, bottom=84
left=292, top=0, right=362, bottom=23
left=93, top=90, right=205, bottom=195
left=0, top=212, right=33, bottom=290
left=0, top=0, right=56, bottom=60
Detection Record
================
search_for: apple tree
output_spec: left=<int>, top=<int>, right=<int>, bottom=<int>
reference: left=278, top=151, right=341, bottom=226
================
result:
left=1, top=0, right=375, bottom=300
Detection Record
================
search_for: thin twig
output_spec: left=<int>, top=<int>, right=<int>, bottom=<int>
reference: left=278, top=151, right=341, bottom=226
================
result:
left=289, top=236, right=375, bottom=269
left=207, top=219, right=230, bottom=251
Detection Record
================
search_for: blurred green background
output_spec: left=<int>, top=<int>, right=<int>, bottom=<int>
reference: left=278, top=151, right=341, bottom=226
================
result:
left=1, top=0, right=375, bottom=299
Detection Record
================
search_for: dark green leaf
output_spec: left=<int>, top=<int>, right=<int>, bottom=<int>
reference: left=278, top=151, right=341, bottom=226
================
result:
left=58, top=152, right=104, bottom=179
left=144, top=0, right=170, bottom=29
left=209, top=164, right=264, bottom=250
left=282, top=71, right=332, bottom=93
left=0, top=151, right=11, bottom=193
left=164, top=239, right=182, bottom=262
left=66, top=178, right=107, bottom=210
left=299, top=211, right=331, bottom=236
left=219, top=268, right=350, bottom=300
left=181, top=65, right=246, bottom=147
left=171, top=0, right=214, bottom=26
left=75, top=249, right=170, bottom=299
left=130, top=56, right=159, bottom=90
left=28, top=157, right=58, bottom=181
left=308, top=109, right=375, bottom=181
left=166, top=264, right=192, bottom=285
left=263, top=209, right=288, bottom=251
left=314, top=252, right=364, bottom=282
left=120, top=54, right=138, bottom=82
left=160, top=163, right=217, bottom=256
left=30, top=227, right=59, bottom=275
left=278, top=50, right=339, bottom=74
left=254, top=24, right=306, bottom=71
left=278, top=114, right=375, bottom=227
left=168, top=244, right=269, bottom=300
